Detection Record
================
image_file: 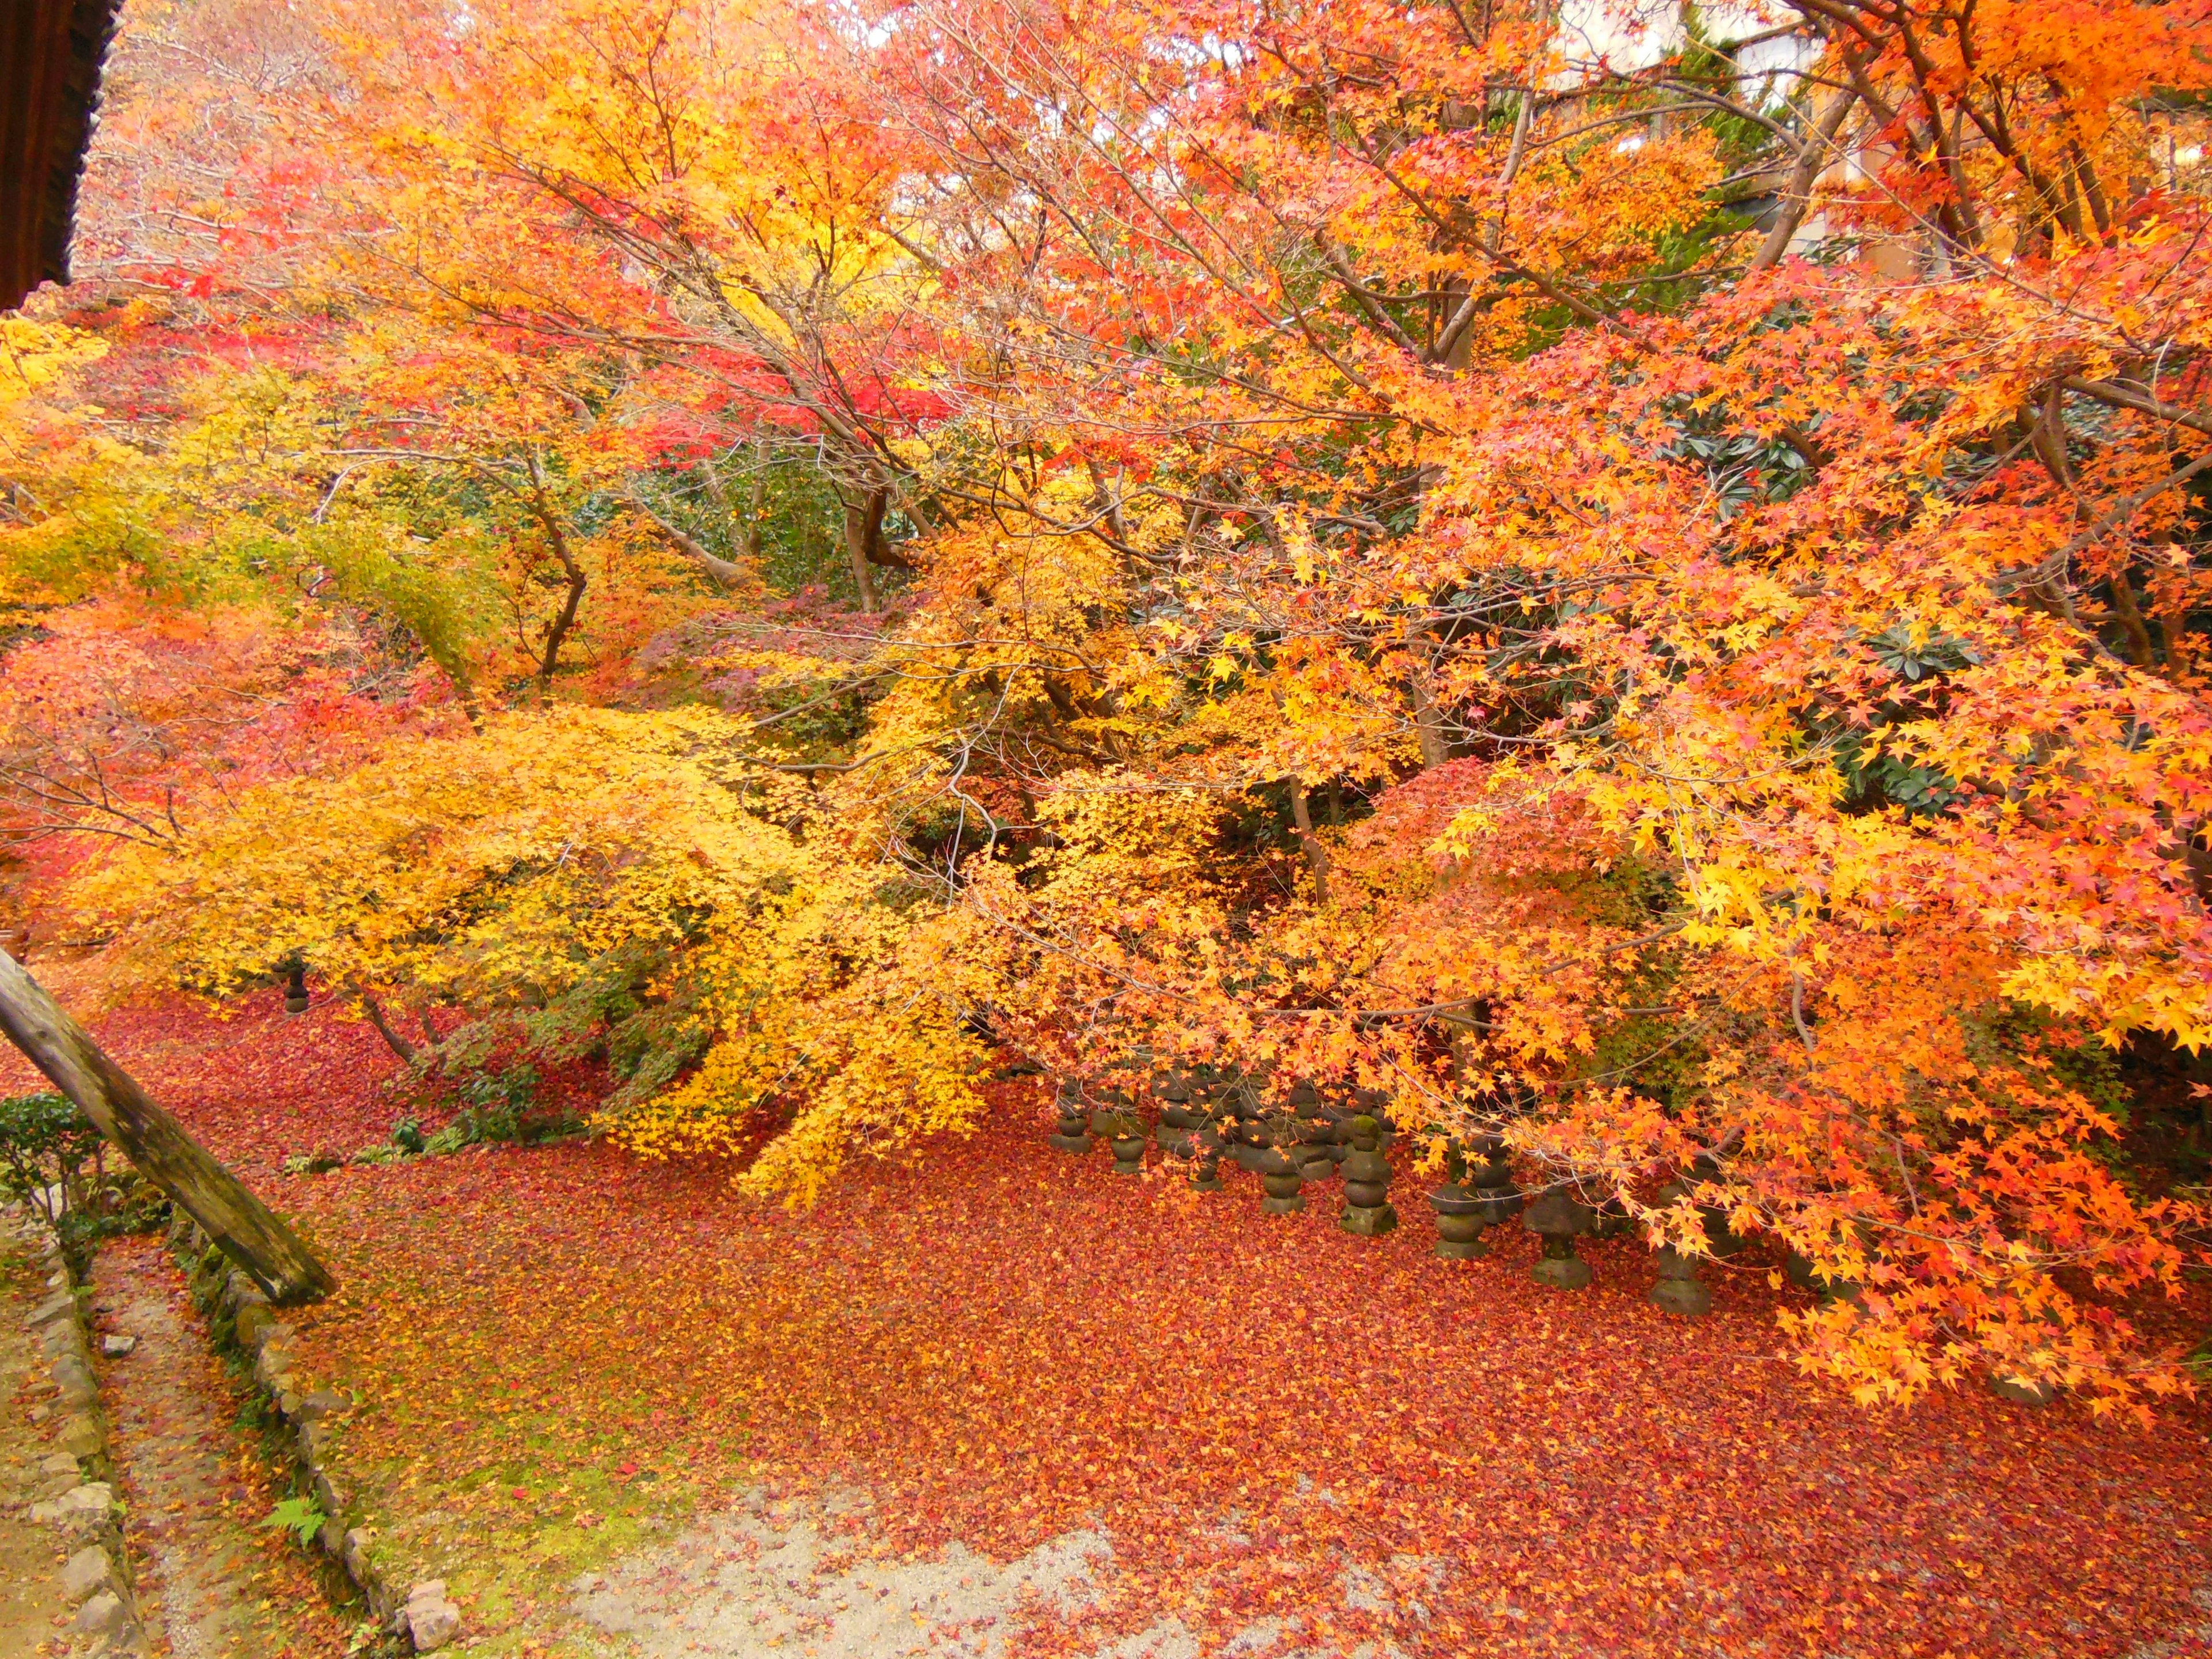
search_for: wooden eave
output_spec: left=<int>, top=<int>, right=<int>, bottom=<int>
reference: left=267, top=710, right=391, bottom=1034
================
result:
left=1, top=0, right=123, bottom=310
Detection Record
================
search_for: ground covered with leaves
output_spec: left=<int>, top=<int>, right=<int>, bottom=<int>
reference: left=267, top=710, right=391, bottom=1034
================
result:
left=12, top=989, right=2211, bottom=1658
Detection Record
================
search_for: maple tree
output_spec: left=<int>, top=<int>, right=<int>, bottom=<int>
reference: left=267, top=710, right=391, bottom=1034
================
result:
left=5, top=991, right=2209, bottom=1657
left=2, top=0, right=2210, bottom=1415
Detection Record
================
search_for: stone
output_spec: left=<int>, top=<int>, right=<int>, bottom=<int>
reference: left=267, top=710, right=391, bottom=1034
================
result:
left=1468, top=1146, right=1522, bottom=1227
left=31, top=1482, right=113, bottom=1528
left=100, top=1334, right=137, bottom=1358
left=298, top=1389, right=351, bottom=1423
left=1351, top=1088, right=1395, bottom=1148
left=1530, top=1249, right=1593, bottom=1290
left=343, top=1525, right=376, bottom=1579
left=234, top=1302, right=275, bottom=1348
left=27, top=1291, right=74, bottom=1327
left=40, top=1452, right=78, bottom=1476
left=1590, top=1196, right=1634, bottom=1240
left=51, top=1354, right=98, bottom=1406
left=1783, top=1248, right=1862, bottom=1305
left=405, top=1581, right=463, bottom=1652
left=408, top=1601, right=461, bottom=1652
left=1105, top=1112, right=1147, bottom=1176
left=1047, top=1078, right=1093, bottom=1154
left=74, top=1590, right=128, bottom=1636
left=1782, top=1247, right=1821, bottom=1292
left=1647, top=1246, right=1713, bottom=1317
left=1257, top=1146, right=1306, bottom=1215
left=61, top=1545, right=116, bottom=1604
left=1291, top=1090, right=1339, bottom=1183
left=1429, top=1184, right=1488, bottom=1260
left=1187, top=1144, right=1224, bottom=1192
left=1991, top=1374, right=2058, bottom=1407
left=1686, top=1154, right=1751, bottom=1257
left=1523, top=1189, right=1595, bottom=1291
left=1646, top=1182, right=1711, bottom=1316
left=59, top=1414, right=102, bottom=1457
left=1337, top=1116, right=1397, bottom=1237
left=1153, top=1107, right=1196, bottom=1162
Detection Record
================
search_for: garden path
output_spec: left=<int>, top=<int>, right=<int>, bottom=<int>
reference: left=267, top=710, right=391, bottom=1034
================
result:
left=0, top=1215, right=83, bottom=1658
left=89, top=1233, right=353, bottom=1659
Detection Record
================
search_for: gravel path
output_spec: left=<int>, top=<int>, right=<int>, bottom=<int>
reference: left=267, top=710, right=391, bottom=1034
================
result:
left=566, top=1490, right=1354, bottom=1659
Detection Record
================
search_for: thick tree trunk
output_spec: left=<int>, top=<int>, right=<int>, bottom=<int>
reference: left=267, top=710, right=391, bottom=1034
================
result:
left=840, top=495, right=881, bottom=613
left=0, top=952, right=335, bottom=1305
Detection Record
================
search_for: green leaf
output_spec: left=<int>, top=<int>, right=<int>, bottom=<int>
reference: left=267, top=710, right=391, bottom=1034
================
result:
left=264, top=1495, right=325, bottom=1548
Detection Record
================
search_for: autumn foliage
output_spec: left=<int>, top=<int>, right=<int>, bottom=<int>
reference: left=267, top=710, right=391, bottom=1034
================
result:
left=3, top=0, right=2212, bottom=1417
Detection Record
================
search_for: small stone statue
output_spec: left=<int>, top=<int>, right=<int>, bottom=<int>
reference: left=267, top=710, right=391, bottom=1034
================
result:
left=1689, top=1153, right=1751, bottom=1260
left=1523, top=1188, right=1594, bottom=1289
left=1427, top=1142, right=1487, bottom=1259
left=1226, top=1085, right=1270, bottom=1173
left=1108, top=1113, right=1146, bottom=1175
left=1647, top=1244, right=1712, bottom=1316
left=1590, top=1194, right=1634, bottom=1240
left=1338, top=1115, right=1397, bottom=1237
left=1090, top=1086, right=1143, bottom=1174
left=1646, top=1179, right=1710, bottom=1315
left=1186, top=1100, right=1228, bottom=1191
left=1154, top=1073, right=1199, bottom=1161
left=1468, top=1134, right=1522, bottom=1226
left=1783, top=1247, right=1862, bottom=1306
left=1351, top=1087, right=1395, bottom=1149
left=1258, top=1134, right=1307, bottom=1215
left=1048, top=1078, right=1093, bottom=1154
left=1288, top=1081, right=1337, bottom=1182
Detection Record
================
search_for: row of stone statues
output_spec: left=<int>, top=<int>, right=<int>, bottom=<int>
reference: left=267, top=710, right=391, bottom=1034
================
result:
left=1033, top=1067, right=2089, bottom=1406
left=1043, top=1069, right=1872, bottom=1321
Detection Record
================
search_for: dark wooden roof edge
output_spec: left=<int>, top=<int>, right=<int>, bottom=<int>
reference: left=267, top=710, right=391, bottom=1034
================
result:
left=2, top=0, right=126, bottom=310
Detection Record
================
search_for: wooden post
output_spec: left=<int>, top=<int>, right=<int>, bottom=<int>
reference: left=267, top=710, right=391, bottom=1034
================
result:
left=0, top=951, right=335, bottom=1305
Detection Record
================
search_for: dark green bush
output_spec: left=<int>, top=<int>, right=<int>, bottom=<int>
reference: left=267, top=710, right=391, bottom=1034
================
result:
left=0, top=1090, right=165, bottom=1245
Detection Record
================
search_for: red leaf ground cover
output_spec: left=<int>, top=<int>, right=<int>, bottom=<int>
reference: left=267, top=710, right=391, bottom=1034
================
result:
left=10, top=991, right=2210, bottom=1657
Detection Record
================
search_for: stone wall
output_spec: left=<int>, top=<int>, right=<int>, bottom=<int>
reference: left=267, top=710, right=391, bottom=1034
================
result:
left=165, top=1214, right=463, bottom=1654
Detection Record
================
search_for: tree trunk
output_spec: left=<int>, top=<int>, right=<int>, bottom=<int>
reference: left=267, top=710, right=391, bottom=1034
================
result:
left=1750, top=88, right=1861, bottom=273
left=1289, top=776, right=1334, bottom=907
left=1408, top=648, right=1450, bottom=768
left=357, top=989, right=419, bottom=1067
left=0, top=952, right=335, bottom=1305
left=840, top=495, right=880, bottom=613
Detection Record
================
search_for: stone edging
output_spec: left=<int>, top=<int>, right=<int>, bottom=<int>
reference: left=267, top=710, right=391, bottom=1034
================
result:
left=165, top=1213, right=464, bottom=1654
left=16, top=1213, right=147, bottom=1656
